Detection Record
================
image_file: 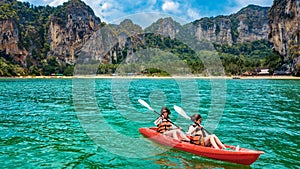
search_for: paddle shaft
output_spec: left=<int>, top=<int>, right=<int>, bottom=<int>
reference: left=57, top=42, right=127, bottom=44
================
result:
left=173, top=105, right=211, bottom=135
left=173, top=105, right=227, bottom=145
left=153, top=110, right=183, bottom=131
left=138, top=99, right=183, bottom=131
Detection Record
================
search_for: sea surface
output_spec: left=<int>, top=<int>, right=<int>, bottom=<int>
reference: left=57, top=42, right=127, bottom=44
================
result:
left=0, top=78, right=299, bottom=169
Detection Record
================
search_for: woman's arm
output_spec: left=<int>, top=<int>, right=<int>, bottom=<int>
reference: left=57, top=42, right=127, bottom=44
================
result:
left=170, top=122, right=178, bottom=129
left=154, top=117, right=163, bottom=126
left=187, top=125, right=197, bottom=135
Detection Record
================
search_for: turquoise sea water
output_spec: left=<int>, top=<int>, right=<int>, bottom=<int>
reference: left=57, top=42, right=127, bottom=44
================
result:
left=0, top=78, right=299, bottom=168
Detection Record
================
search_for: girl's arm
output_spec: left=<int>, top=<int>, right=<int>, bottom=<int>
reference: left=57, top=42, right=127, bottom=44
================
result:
left=187, top=125, right=197, bottom=135
left=154, top=117, right=163, bottom=126
left=170, top=122, right=178, bottom=129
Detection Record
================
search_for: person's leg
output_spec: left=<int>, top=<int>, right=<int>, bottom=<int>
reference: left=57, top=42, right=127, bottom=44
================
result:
left=205, top=135, right=220, bottom=149
left=164, top=130, right=179, bottom=140
left=163, top=130, right=172, bottom=137
left=177, top=130, right=190, bottom=141
left=212, top=135, right=226, bottom=149
left=173, top=130, right=179, bottom=140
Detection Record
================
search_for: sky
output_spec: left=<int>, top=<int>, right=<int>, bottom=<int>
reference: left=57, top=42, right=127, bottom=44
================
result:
left=18, top=0, right=274, bottom=27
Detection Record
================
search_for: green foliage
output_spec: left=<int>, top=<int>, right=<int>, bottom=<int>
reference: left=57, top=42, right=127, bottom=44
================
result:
left=52, top=5, right=67, bottom=26
left=214, top=40, right=276, bottom=75
left=0, top=1, right=57, bottom=76
left=142, top=68, right=170, bottom=76
left=0, top=1, right=282, bottom=77
left=109, top=33, right=204, bottom=76
left=42, top=57, right=60, bottom=75
left=294, top=64, right=300, bottom=76
left=74, top=63, right=99, bottom=75
left=214, top=40, right=273, bottom=58
left=28, top=65, right=41, bottom=76
left=0, top=57, right=26, bottom=76
left=263, top=53, right=282, bottom=74
left=199, top=17, right=215, bottom=31
left=63, top=65, right=75, bottom=76
left=0, top=3, right=18, bottom=20
left=97, top=64, right=118, bottom=74
left=104, top=32, right=278, bottom=76
left=215, top=24, right=220, bottom=36
left=229, top=17, right=239, bottom=42
left=219, top=53, right=260, bottom=76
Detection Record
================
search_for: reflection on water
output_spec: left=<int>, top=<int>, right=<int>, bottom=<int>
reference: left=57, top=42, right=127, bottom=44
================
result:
left=147, top=148, right=252, bottom=169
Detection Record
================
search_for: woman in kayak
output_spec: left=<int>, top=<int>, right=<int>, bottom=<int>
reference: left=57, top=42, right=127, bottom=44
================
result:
left=188, top=114, right=226, bottom=149
left=154, top=107, right=190, bottom=142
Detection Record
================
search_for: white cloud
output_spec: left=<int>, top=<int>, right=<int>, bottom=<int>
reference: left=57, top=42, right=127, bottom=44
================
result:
left=100, top=2, right=112, bottom=10
left=48, top=0, right=68, bottom=6
left=81, top=0, right=122, bottom=23
left=17, top=0, right=274, bottom=27
left=187, top=8, right=201, bottom=20
left=162, top=1, right=179, bottom=12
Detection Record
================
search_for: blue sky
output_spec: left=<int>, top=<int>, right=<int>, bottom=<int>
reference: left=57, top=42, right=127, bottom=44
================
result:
left=19, top=0, right=274, bottom=27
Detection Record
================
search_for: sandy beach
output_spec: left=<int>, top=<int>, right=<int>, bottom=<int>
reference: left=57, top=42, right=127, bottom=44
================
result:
left=2, top=75, right=300, bottom=80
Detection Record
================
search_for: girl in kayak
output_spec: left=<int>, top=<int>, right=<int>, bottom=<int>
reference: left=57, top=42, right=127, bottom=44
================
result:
left=154, top=107, right=190, bottom=142
left=188, top=114, right=226, bottom=149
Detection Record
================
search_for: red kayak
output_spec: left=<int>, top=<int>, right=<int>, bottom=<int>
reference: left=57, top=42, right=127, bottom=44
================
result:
left=139, top=127, right=264, bottom=165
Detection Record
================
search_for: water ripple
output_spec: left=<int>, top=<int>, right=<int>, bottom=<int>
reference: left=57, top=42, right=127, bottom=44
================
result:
left=0, top=79, right=299, bottom=168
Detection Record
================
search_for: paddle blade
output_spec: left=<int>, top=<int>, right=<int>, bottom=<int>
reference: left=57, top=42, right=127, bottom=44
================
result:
left=173, top=105, right=191, bottom=119
left=138, top=99, right=154, bottom=111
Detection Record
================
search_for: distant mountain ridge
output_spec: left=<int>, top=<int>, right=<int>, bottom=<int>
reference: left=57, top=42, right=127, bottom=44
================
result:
left=144, top=5, right=269, bottom=45
left=0, top=0, right=297, bottom=76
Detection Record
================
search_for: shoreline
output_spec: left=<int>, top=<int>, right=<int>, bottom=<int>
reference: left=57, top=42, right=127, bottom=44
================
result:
left=1, top=75, right=300, bottom=80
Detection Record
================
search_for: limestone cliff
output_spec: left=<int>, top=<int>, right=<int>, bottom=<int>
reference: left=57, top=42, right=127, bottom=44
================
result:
left=269, top=0, right=300, bottom=75
left=0, top=2, right=27, bottom=67
left=145, top=17, right=182, bottom=39
left=0, top=1, right=276, bottom=76
left=0, top=19, right=23, bottom=56
left=0, top=0, right=101, bottom=75
left=48, top=0, right=101, bottom=64
left=190, top=5, right=269, bottom=45
left=78, top=19, right=144, bottom=65
left=143, top=5, right=269, bottom=46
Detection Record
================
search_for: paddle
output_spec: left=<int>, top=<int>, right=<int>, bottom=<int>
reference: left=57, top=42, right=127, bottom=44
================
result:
left=173, top=105, right=212, bottom=135
left=138, top=99, right=182, bottom=130
left=173, top=105, right=231, bottom=148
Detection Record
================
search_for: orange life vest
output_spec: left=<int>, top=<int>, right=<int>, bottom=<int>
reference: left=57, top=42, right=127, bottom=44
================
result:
left=190, top=124, right=205, bottom=146
left=157, top=119, right=172, bottom=133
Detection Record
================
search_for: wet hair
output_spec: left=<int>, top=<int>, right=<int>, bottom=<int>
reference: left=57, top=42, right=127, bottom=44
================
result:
left=191, top=114, right=202, bottom=123
left=160, top=107, right=171, bottom=116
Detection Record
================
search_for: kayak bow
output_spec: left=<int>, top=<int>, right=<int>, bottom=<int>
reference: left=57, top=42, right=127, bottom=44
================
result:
left=139, top=127, right=264, bottom=165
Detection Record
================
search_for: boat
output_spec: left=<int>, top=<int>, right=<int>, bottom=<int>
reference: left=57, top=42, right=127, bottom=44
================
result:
left=139, top=127, right=264, bottom=165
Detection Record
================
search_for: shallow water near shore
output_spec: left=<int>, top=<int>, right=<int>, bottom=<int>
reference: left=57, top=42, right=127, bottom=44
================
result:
left=0, top=78, right=299, bottom=168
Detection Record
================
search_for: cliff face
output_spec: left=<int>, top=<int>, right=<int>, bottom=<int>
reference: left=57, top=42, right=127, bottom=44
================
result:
left=235, top=5, right=270, bottom=43
left=0, top=19, right=21, bottom=55
left=0, top=0, right=101, bottom=71
left=48, top=0, right=101, bottom=64
left=190, top=17, right=233, bottom=44
left=143, top=5, right=269, bottom=46
left=269, top=0, right=300, bottom=74
left=0, top=6, right=28, bottom=67
left=0, top=1, right=275, bottom=76
left=145, top=17, right=182, bottom=39
left=190, top=5, right=269, bottom=45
